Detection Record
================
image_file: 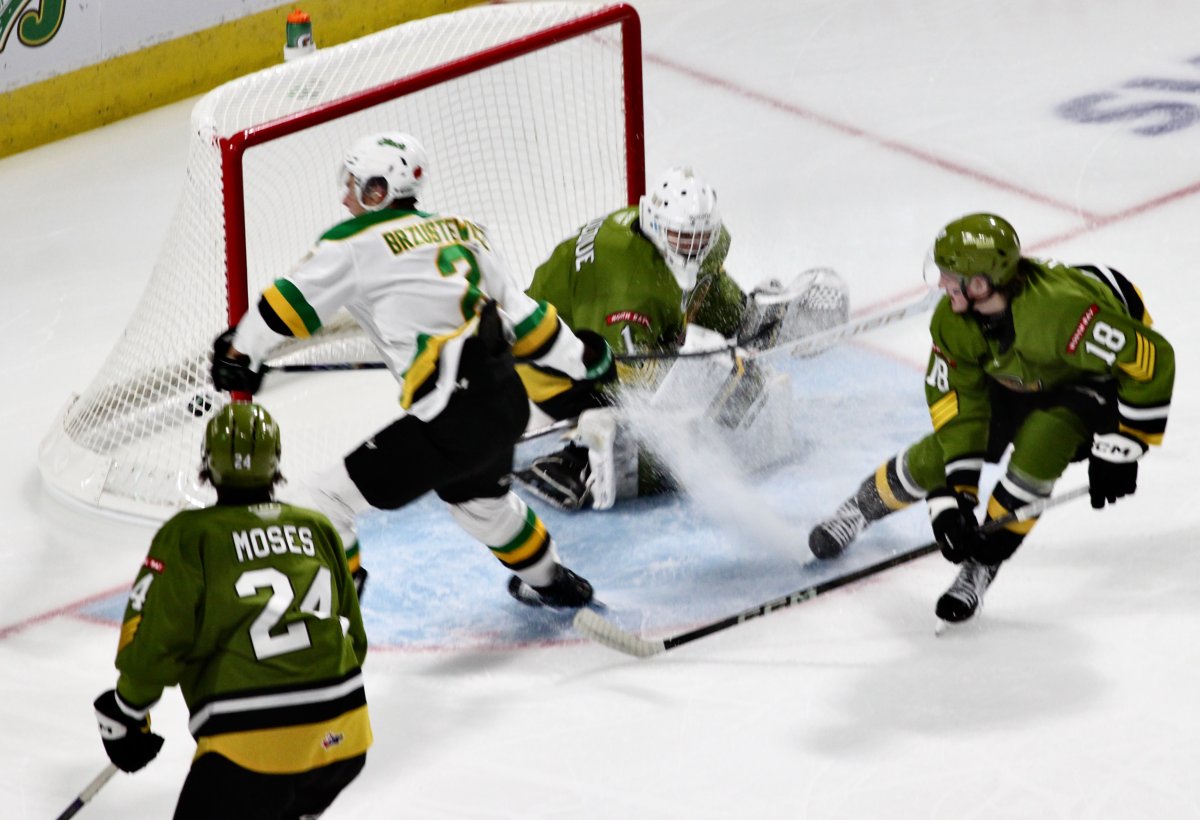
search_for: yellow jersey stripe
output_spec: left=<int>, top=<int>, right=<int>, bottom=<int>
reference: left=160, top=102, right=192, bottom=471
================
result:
left=118, top=615, right=141, bottom=653
left=511, top=303, right=560, bottom=358
left=515, top=363, right=573, bottom=403
left=194, top=705, right=372, bottom=774
left=263, top=286, right=312, bottom=339
left=401, top=321, right=474, bottom=409
left=1117, top=333, right=1155, bottom=382
left=929, top=391, right=959, bottom=431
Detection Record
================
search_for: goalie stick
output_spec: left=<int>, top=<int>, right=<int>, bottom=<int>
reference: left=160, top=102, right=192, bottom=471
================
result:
left=615, top=285, right=940, bottom=363
left=55, top=763, right=118, bottom=820
left=573, top=485, right=1090, bottom=657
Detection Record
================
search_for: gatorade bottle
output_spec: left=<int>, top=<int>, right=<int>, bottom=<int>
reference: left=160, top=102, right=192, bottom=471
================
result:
left=284, top=9, right=316, bottom=62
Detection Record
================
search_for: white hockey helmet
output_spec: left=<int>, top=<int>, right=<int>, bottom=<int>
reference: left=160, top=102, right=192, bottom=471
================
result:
left=341, top=132, right=428, bottom=211
left=639, top=166, right=722, bottom=291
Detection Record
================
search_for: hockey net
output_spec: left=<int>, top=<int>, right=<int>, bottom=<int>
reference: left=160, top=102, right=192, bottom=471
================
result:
left=39, top=2, right=644, bottom=518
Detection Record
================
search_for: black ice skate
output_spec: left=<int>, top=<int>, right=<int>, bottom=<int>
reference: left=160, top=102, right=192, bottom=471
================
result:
left=507, top=564, right=594, bottom=609
left=808, top=497, right=870, bottom=559
left=935, top=558, right=1000, bottom=623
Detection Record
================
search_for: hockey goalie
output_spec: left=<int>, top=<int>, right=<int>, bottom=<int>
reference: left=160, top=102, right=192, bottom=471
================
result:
left=514, top=166, right=850, bottom=511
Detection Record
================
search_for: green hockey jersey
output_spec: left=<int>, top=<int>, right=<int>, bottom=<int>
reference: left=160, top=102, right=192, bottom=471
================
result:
left=924, top=259, right=1174, bottom=476
left=113, top=502, right=371, bottom=774
left=526, top=205, right=745, bottom=354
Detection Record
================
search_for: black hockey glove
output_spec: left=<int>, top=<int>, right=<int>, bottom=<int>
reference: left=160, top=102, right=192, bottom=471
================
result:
left=577, top=330, right=617, bottom=387
left=94, top=690, right=164, bottom=773
left=927, top=488, right=981, bottom=564
left=211, top=328, right=264, bottom=394
left=1088, top=432, right=1145, bottom=509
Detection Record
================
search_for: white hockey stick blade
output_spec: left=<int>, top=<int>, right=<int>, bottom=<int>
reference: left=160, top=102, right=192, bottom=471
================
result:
left=573, top=609, right=666, bottom=658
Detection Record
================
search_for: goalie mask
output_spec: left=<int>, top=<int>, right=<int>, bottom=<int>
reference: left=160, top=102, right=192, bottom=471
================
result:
left=202, top=402, right=282, bottom=489
left=639, top=166, right=722, bottom=292
left=341, top=132, right=428, bottom=212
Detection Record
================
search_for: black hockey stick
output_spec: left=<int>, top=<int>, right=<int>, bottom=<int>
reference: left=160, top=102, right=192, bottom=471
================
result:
left=573, top=486, right=1090, bottom=657
left=614, top=286, right=939, bottom=363
left=55, top=763, right=118, bottom=820
left=263, top=287, right=939, bottom=371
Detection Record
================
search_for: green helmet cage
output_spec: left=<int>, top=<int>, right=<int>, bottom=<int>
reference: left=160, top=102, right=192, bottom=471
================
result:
left=933, top=213, right=1022, bottom=287
left=203, top=402, right=281, bottom=489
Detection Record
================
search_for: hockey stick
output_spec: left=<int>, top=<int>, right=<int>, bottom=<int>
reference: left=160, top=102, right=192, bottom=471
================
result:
left=616, top=286, right=940, bottom=363
left=264, top=287, right=940, bottom=371
left=574, top=485, right=1090, bottom=657
left=55, top=763, right=119, bottom=820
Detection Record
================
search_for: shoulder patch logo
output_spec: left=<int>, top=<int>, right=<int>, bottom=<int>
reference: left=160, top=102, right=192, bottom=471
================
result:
left=930, top=342, right=956, bottom=368
left=606, top=310, right=651, bottom=329
left=142, top=556, right=165, bottom=573
left=1067, top=304, right=1100, bottom=353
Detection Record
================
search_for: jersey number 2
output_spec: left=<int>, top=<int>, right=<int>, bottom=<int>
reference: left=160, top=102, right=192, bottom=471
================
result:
left=235, top=566, right=333, bottom=660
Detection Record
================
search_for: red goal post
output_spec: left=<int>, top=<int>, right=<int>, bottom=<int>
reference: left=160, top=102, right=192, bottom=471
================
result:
left=40, top=2, right=645, bottom=518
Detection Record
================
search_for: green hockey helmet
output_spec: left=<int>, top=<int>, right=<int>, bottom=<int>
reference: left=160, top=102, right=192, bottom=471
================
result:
left=932, top=213, right=1022, bottom=287
left=203, top=402, right=281, bottom=489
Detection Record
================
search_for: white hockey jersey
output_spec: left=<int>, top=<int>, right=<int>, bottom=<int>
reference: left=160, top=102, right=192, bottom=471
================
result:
left=233, top=207, right=595, bottom=420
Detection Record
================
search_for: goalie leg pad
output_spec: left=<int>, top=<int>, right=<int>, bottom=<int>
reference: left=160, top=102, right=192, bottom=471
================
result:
left=514, top=409, right=639, bottom=511
left=575, top=407, right=639, bottom=510
left=722, top=370, right=795, bottom=475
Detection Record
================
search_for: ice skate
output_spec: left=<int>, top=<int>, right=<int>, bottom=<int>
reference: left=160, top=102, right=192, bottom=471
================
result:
left=808, top=497, right=870, bottom=559
left=507, top=564, right=594, bottom=609
left=935, top=558, right=1000, bottom=624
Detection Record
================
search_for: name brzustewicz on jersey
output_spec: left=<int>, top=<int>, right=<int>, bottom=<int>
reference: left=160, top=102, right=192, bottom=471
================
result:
left=233, top=208, right=598, bottom=421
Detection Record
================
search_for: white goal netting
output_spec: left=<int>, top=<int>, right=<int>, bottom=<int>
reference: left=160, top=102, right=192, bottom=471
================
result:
left=39, top=2, right=642, bottom=518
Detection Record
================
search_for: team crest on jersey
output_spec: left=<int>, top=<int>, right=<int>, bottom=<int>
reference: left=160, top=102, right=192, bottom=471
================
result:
left=1067, top=303, right=1100, bottom=353
left=142, top=556, right=165, bottom=573
left=606, top=310, right=651, bottom=328
left=322, top=731, right=345, bottom=750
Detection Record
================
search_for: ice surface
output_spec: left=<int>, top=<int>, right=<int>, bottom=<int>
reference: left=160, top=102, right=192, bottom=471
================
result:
left=3, top=1, right=1199, bottom=817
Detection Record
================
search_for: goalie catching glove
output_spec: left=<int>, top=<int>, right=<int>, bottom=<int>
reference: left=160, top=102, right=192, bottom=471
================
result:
left=1089, top=431, right=1145, bottom=509
left=94, top=689, right=163, bottom=773
left=737, top=268, right=849, bottom=352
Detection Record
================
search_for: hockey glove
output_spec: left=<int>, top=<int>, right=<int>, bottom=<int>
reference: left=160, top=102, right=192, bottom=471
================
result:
left=211, top=328, right=264, bottom=394
left=927, top=488, right=981, bottom=564
left=94, top=689, right=164, bottom=773
left=1088, top=432, right=1145, bottom=509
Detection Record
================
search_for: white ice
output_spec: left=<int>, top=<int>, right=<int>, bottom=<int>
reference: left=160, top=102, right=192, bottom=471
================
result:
left=3, top=0, right=1200, bottom=817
